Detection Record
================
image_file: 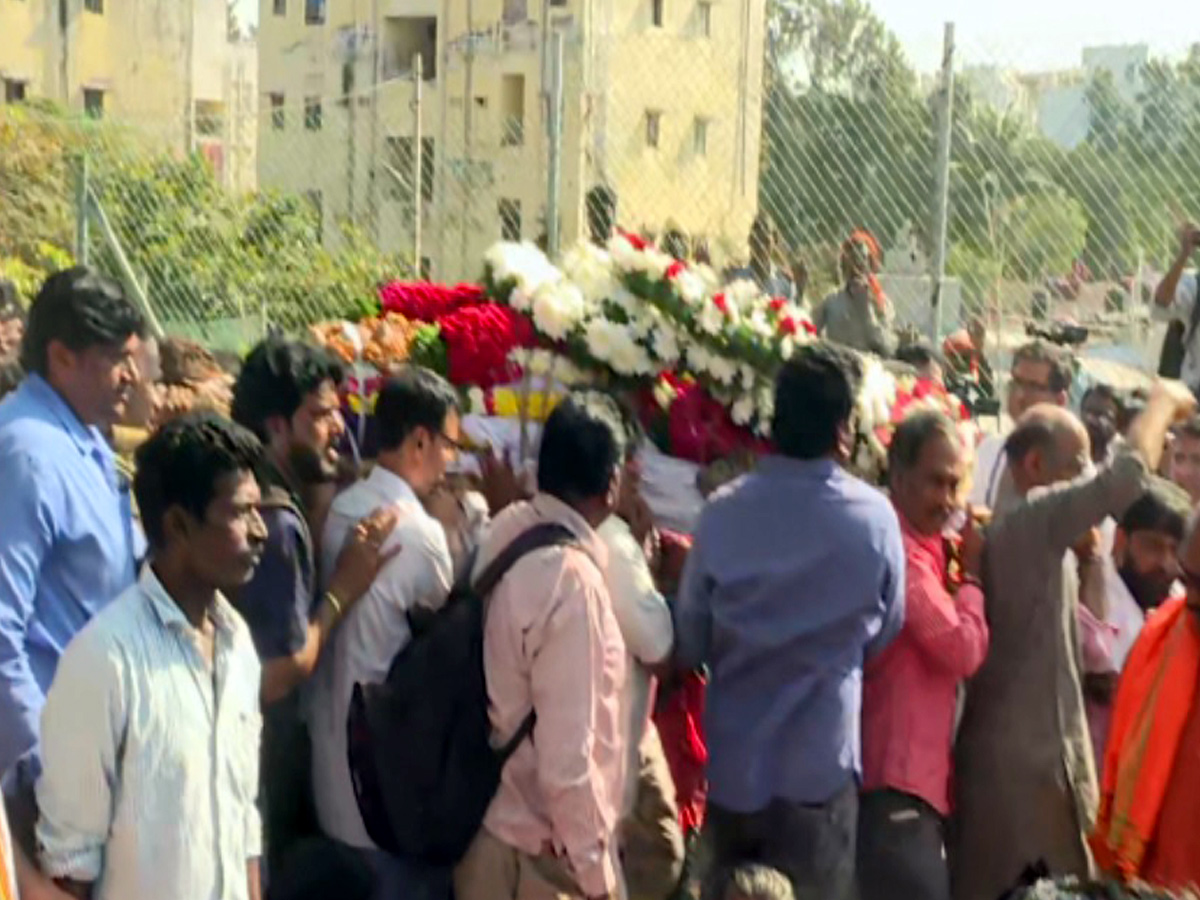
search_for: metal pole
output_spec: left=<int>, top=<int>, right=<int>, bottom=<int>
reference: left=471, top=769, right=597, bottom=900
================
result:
left=546, top=29, right=564, bottom=259
left=74, top=154, right=90, bottom=265
left=413, top=53, right=424, bottom=275
left=367, top=0, right=382, bottom=242
left=930, top=21, right=955, bottom=341
left=459, top=0, right=475, bottom=275
left=87, top=188, right=165, bottom=339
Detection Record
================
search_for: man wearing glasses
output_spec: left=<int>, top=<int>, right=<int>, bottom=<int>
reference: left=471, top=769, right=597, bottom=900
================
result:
left=309, top=368, right=460, bottom=898
left=968, top=340, right=1073, bottom=509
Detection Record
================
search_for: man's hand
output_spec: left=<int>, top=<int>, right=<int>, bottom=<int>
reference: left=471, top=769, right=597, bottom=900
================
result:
left=1179, top=222, right=1200, bottom=259
left=477, top=450, right=529, bottom=515
left=326, top=506, right=402, bottom=607
left=960, top=511, right=985, bottom=582
left=1072, top=527, right=1102, bottom=564
left=1149, top=378, right=1198, bottom=423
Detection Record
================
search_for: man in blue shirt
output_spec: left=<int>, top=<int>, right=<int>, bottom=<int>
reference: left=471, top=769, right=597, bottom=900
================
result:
left=0, top=267, right=146, bottom=783
left=676, top=342, right=906, bottom=900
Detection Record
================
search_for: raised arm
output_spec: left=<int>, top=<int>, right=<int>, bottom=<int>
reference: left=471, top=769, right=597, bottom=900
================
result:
left=1154, top=224, right=1200, bottom=309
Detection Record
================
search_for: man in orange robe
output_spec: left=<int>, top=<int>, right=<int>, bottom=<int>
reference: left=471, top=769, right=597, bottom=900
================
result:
left=1092, top=508, right=1200, bottom=890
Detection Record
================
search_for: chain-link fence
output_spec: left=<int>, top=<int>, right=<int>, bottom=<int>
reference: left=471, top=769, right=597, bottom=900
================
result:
left=3, top=1, right=1197, bottom=369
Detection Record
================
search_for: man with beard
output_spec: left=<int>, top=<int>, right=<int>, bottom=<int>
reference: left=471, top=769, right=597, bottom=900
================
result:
left=951, top=381, right=1195, bottom=900
left=1092, top=507, right=1200, bottom=891
left=310, top=369, right=459, bottom=898
left=231, top=338, right=399, bottom=878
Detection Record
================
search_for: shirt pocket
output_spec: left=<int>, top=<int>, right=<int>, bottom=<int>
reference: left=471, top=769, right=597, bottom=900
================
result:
left=225, top=704, right=262, bottom=805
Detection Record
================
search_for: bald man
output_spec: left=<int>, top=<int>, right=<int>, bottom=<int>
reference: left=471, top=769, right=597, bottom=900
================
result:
left=951, top=381, right=1196, bottom=900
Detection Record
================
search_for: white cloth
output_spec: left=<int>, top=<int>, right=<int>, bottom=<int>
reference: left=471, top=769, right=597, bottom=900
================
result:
left=968, top=432, right=1008, bottom=509
left=597, top=515, right=674, bottom=814
left=36, top=568, right=262, bottom=900
left=310, top=466, right=453, bottom=849
left=1152, top=271, right=1200, bottom=388
left=1102, top=560, right=1148, bottom=672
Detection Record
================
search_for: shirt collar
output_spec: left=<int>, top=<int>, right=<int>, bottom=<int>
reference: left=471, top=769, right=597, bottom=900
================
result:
left=140, top=565, right=239, bottom=637
left=531, top=492, right=609, bottom=570
left=895, top=505, right=943, bottom=555
left=365, top=464, right=421, bottom=507
left=757, top=455, right=839, bottom=481
left=22, top=373, right=111, bottom=460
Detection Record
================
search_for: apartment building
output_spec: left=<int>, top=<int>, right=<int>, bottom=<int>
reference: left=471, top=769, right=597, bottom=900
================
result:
left=257, top=0, right=766, bottom=279
left=0, top=0, right=258, bottom=190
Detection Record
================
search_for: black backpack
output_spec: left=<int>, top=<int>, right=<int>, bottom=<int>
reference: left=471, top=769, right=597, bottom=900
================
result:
left=346, top=522, right=577, bottom=865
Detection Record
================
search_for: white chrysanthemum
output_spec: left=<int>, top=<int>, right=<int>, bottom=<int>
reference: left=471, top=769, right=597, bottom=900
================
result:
left=708, top=356, right=737, bottom=385
left=676, top=270, right=707, bottom=306
left=610, top=287, right=639, bottom=317
left=857, top=356, right=897, bottom=429
left=653, top=326, right=681, bottom=364
left=780, top=335, right=797, bottom=360
left=562, top=243, right=617, bottom=304
left=726, top=279, right=761, bottom=312
left=531, top=282, right=588, bottom=341
left=467, top=386, right=487, bottom=415
left=584, top=319, right=647, bottom=376
left=731, top=395, right=755, bottom=426
left=485, top=241, right=561, bottom=297
left=697, top=302, right=725, bottom=336
left=642, top=248, right=674, bottom=281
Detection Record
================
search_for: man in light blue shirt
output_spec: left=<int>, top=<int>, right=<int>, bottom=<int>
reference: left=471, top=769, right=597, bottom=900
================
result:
left=0, top=267, right=145, bottom=782
left=676, top=342, right=906, bottom=900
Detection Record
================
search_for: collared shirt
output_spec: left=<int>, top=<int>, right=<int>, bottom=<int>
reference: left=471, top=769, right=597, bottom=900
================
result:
left=1103, top=560, right=1152, bottom=672
left=0, top=374, right=139, bottom=778
left=862, top=510, right=988, bottom=815
left=310, top=466, right=454, bottom=849
left=477, top=494, right=628, bottom=899
left=968, top=432, right=1009, bottom=509
left=676, top=456, right=906, bottom=813
left=36, top=567, right=262, bottom=900
left=953, top=451, right=1148, bottom=900
left=597, top=515, right=674, bottom=814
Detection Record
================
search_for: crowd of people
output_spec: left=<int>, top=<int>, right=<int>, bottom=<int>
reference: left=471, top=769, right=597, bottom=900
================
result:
left=3, top=253, right=1200, bottom=900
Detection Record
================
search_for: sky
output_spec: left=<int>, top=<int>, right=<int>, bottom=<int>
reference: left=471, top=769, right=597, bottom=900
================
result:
left=234, top=0, right=1196, bottom=75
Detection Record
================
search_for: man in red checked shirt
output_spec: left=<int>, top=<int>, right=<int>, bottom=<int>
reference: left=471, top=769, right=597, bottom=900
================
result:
left=858, top=411, right=990, bottom=900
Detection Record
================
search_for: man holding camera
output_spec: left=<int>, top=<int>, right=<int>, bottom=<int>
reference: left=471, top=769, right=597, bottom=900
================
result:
left=1154, top=224, right=1200, bottom=392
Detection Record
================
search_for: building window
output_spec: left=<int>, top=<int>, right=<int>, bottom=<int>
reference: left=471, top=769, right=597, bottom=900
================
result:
left=304, top=96, right=322, bottom=130
left=83, top=88, right=105, bottom=119
left=549, top=0, right=567, bottom=5
left=500, top=74, right=525, bottom=147
left=692, top=117, right=708, bottom=155
left=305, top=0, right=326, bottom=25
left=651, top=0, right=664, bottom=27
left=499, top=199, right=522, bottom=241
left=382, top=17, right=438, bottom=81
left=4, top=80, right=27, bottom=104
left=645, top=110, right=661, bottom=148
left=84, top=0, right=103, bottom=13
left=384, top=136, right=435, bottom=203
left=697, top=1, right=712, bottom=37
left=273, top=0, right=286, bottom=14
left=270, top=92, right=285, bottom=130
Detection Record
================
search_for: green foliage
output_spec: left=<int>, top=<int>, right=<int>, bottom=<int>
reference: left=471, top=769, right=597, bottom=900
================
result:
left=997, top=191, right=1088, bottom=281
left=408, top=322, right=448, bottom=376
left=0, top=105, right=410, bottom=336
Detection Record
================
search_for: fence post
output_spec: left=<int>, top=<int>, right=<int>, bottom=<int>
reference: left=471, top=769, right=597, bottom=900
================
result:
left=546, top=28, right=565, bottom=259
left=73, top=154, right=89, bottom=266
left=930, top=21, right=955, bottom=341
left=87, top=187, right=166, bottom=339
left=413, top=53, right=424, bottom=276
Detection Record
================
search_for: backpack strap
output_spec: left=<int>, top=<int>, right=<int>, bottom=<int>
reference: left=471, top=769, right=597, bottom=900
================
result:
left=475, top=521, right=579, bottom=763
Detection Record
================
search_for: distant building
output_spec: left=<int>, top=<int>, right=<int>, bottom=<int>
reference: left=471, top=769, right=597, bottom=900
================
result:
left=257, top=0, right=767, bottom=279
left=0, top=0, right=258, bottom=190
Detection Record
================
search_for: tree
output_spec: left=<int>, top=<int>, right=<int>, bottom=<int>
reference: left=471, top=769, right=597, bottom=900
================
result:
left=997, top=190, right=1087, bottom=281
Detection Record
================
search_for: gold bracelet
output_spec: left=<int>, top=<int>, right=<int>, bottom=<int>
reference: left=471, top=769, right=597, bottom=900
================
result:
left=324, top=591, right=344, bottom=618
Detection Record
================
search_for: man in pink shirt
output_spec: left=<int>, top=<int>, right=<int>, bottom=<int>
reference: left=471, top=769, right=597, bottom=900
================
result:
left=858, top=411, right=990, bottom=900
left=454, top=393, right=629, bottom=900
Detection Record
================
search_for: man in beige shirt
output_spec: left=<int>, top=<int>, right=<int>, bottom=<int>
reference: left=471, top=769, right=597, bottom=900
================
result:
left=951, top=381, right=1196, bottom=900
left=455, top=393, right=630, bottom=900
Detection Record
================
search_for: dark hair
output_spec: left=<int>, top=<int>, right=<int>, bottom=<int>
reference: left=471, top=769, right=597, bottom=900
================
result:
left=0, top=279, right=20, bottom=320
left=771, top=342, right=862, bottom=460
left=1174, top=415, right=1200, bottom=443
left=134, top=411, right=262, bottom=550
left=895, top=340, right=944, bottom=372
left=1003, top=416, right=1061, bottom=466
left=1012, top=340, right=1072, bottom=394
left=374, top=367, right=461, bottom=451
left=0, top=358, right=23, bottom=400
left=19, top=267, right=146, bottom=376
left=887, top=410, right=958, bottom=482
left=1082, top=382, right=1122, bottom=414
left=231, top=338, right=345, bottom=441
left=1120, top=476, right=1191, bottom=540
left=538, top=391, right=627, bottom=503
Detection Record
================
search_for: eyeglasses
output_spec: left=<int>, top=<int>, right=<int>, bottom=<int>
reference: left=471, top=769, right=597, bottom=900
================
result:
left=437, top=431, right=467, bottom=453
left=1010, top=375, right=1054, bottom=395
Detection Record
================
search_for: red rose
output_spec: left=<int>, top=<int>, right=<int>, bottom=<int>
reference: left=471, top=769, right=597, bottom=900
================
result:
left=437, top=302, right=536, bottom=388
left=378, top=281, right=486, bottom=322
left=619, top=229, right=649, bottom=251
left=801, top=319, right=817, bottom=335
left=779, top=316, right=798, bottom=336
left=712, top=293, right=729, bottom=314
left=665, top=261, right=686, bottom=281
left=769, top=297, right=787, bottom=313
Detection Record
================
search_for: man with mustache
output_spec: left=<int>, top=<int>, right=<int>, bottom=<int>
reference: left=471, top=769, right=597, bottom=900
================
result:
left=231, top=338, right=398, bottom=877
left=36, top=412, right=269, bottom=900
left=1092, top=505, right=1200, bottom=891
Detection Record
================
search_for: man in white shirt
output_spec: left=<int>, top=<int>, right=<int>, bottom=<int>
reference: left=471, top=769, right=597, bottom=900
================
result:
left=968, top=340, right=1072, bottom=508
left=37, top=412, right=268, bottom=900
left=1153, top=223, right=1200, bottom=392
left=309, top=368, right=459, bottom=898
